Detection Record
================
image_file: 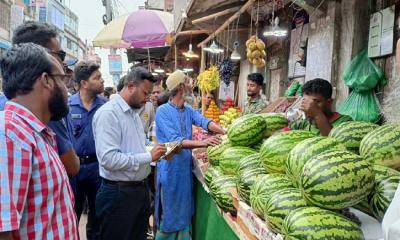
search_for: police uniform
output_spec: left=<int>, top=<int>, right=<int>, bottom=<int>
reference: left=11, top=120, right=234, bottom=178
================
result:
left=66, top=93, right=107, bottom=239
left=138, top=101, right=155, bottom=137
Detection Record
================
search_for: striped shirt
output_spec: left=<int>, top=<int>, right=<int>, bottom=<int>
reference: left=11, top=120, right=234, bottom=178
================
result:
left=0, top=102, right=78, bottom=240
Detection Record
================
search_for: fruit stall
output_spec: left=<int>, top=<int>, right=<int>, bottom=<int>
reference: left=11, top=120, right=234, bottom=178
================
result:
left=190, top=113, right=400, bottom=240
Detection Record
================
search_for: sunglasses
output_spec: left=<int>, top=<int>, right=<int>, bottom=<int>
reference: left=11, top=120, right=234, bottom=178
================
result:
left=47, top=49, right=66, bottom=62
left=48, top=73, right=72, bottom=83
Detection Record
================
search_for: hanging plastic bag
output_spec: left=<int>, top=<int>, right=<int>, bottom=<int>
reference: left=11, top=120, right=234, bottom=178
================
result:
left=284, top=81, right=300, bottom=97
left=338, top=49, right=386, bottom=123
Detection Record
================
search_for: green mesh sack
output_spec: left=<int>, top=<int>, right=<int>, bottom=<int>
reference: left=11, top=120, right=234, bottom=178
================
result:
left=339, top=49, right=386, bottom=123
left=284, top=81, right=300, bottom=97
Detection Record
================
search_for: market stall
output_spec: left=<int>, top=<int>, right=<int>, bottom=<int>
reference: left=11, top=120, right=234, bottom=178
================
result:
left=189, top=101, right=400, bottom=240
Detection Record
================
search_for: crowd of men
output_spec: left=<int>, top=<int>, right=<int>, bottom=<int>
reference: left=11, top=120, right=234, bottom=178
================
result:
left=0, top=20, right=362, bottom=240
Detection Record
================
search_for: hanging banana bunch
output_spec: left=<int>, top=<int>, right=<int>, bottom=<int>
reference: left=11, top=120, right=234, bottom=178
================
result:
left=197, top=66, right=220, bottom=93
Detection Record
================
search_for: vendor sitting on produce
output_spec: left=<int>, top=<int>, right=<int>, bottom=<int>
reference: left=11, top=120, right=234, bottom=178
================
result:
left=242, top=73, right=268, bottom=115
left=286, top=78, right=352, bottom=136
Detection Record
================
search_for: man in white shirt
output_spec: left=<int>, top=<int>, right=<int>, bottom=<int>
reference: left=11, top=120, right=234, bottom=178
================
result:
left=92, top=67, right=167, bottom=240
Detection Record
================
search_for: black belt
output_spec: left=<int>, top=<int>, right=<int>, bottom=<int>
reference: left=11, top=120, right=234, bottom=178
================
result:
left=103, top=178, right=147, bottom=187
left=79, top=155, right=97, bottom=164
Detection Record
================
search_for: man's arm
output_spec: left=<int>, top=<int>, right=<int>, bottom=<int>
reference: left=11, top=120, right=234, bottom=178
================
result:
left=0, top=135, right=32, bottom=236
left=313, top=113, right=332, bottom=136
left=208, top=121, right=226, bottom=135
left=155, top=108, right=221, bottom=150
left=48, top=120, right=80, bottom=176
left=59, top=149, right=80, bottom=176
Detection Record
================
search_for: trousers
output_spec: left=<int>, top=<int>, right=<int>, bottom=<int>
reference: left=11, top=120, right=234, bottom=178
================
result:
left=70, top=162, right=101, bottom=240
left=96, top=180, right=150, bottom=240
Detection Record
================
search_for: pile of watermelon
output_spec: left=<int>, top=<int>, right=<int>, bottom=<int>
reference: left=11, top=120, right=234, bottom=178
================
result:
left=204, top=114, right=400, bottom=239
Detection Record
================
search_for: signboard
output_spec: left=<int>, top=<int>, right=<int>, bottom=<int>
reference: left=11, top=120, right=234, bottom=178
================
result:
left=39, top=7, right=47, bottom=22
left=108, top=55, right=122, bottom=75
left=368, top=5, right=395, bottom=58
left=10, top=5, right=24, bottom=39
left=30, top=0, right=47, bottom=7
left=218, top=81, right=235, bottom=101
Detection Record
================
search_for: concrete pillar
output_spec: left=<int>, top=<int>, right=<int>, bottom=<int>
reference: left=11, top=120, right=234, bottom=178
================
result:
left=336, top=0, right=370, bottom=106
left=305, top=0, right=369, bottom=108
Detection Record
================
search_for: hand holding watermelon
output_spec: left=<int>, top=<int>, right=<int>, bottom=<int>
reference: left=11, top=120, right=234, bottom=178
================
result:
left=204, top=136, right=222, bottom=147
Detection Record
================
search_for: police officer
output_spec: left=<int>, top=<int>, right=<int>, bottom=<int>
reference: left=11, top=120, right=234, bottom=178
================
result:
left=67, top=61, right=106, bottom=239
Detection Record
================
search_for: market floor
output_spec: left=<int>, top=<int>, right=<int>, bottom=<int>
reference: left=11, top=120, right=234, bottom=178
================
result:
left=78, top=214, right=155, bottom=239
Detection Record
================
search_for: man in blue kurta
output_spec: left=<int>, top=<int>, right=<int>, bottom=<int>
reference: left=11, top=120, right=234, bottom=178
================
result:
left=155, top=71, right=225, bottom=239
left=66, top=61, right=106, bottom=239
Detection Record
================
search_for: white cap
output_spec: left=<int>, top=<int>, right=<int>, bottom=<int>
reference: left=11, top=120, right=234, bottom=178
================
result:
left=166, top=70, right=186, bottom=91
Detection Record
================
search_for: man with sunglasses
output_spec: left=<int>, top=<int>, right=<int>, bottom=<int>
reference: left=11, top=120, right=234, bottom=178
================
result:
left=66, top=61, right=106, bottom=239
left=0, top=21, right=80, bottom=176
left=0, top=42, right=78, bottom=239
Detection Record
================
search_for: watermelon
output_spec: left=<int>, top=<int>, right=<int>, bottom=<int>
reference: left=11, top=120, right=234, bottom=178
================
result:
left=360, top=124, right=400, bottom=169
left=286, top=136, right=346, bottom=187
left=299, top=150, right=374, bottom=210
left=263, top=188, right=308, bottom=234
left=260, top=113, right=288, bottom=137
left=260, top=130, right=315, bottom=173
left=237, top=167, right=267, bottom=204
left=204, top=166, right=223, bottom=187
left=237, top=153, right=262, bottom=173
left=354, top=165, right=400, bottom=218
left=374, top=165, right=400, bottom=181
left=219, top=147, right=257, bottom=175
left=227, top=114, right=266, bottom=147
left=207, top=136, right=231, bottom=166
left=286, top=137, right=346, bottom=186
left=329, top=121, right=378, bottom=153
left=249, top=174, right=294, bottom=218
left=282, top=207, right=364, bottom=240
left=370, top=175, right=400, bottom=220
left=209, top=175, right=236, bottom=213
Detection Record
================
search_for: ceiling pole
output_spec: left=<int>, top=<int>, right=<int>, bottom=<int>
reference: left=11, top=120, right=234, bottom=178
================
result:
left=191, top=6, right=241, bottom=25
left=197, top=0, right=257, bottom=48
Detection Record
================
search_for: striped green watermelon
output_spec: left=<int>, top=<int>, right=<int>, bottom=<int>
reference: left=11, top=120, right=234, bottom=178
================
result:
left=204, top=166, right=223, bottom=187
left=260, top=113, right=288, bottom=137
left=249, top=174, right=294, bottom=218
left=329, top=121, right=378, bottom=153
left=374, top=165, right=400, bottom=180
left=299, top=150, right=374, bottom=210
left=370, top=174, right=400, bottom=220
left=237, top=153, right=262, bottom=173
left=209, top=175, right=236, bottom=213
left=228, top=114, right=266, bottom=147
left=237, top=167, right=267, bottom=204
left=263, top=188, right=308, bottom=234
left=282, top=207, right=364, bottom=240
left=219, top=147, right=257, bottom=175
left=354, top=165, right=400, bottom=218
left=360, top=124, right=400, bottom=169
left=207, top=136, right=231, bottom=166
left=260, top=130, right=315, bottom=173
left=286, top=136, right=346, bottom=187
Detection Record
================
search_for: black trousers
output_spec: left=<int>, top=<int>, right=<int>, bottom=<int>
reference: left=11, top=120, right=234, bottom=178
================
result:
left=96, top=180, right=150, bottom=240
left=70, top=162, right=101, bottom=240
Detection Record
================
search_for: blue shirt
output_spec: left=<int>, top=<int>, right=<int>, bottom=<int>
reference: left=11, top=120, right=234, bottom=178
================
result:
left=0, top=94, right=72, bottom=155
left=66, top=92, right=107, bottom=156
left=155, top=101, right=211, bottom=232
